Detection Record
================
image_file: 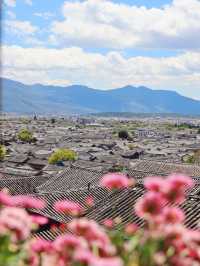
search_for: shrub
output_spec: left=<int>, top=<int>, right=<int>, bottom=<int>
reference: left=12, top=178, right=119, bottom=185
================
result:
left=20, top=118, right=30, bottom=124
left=0, top=145, right=6, bottom=161
left=51, top=118, right=56, bottom=124
left=183, top=154, right=195, bottom=164
left=109, top=164, right=126, bottom=173
left=183, top=150, right=200, bottom=164
left=18, top=129, right=33, bottom=143
left=48, top=148, right=77, bottom=164
left=127, top=143, right=135, bottom=150
left=118, top=130, right=129, bottom=139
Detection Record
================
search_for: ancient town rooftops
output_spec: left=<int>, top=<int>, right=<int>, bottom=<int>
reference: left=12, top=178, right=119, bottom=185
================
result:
left=36, top=165, right=105, bottom=193
left=0, top=158, right=200, bottom=237
left=130, top=160, right=200, bottom=178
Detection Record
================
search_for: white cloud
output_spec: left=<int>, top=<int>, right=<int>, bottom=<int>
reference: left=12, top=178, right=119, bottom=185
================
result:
left=4, top=0, right=16, bottom=7
left=49, top=0, right=200, bottom=50
left=4, top=0, right=32, bottom=7
left=4, top=20, right=38, bottom=36
left=24, top=0, right=32, bottom=5
left=1, top=45, right=200, bottom=99
left=34, top=12, right=55, bottom=20
left=6, top=10, right=16, bottom=19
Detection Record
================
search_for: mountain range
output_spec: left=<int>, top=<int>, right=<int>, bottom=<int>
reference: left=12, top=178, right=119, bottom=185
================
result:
left=1, top=78, right=200, bottom=115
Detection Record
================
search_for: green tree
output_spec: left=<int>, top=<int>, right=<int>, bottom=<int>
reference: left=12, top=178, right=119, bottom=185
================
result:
left=0, top=145, right=6, bottom=161
left=51, top=118, right=56, bottom=124
left=118, top=130, right=129, bottom=139
left=184, top=150, right=200, bottom=164
left=48, top=149, right=77, bottom=164
left=18, top=129, right=33, bottom=143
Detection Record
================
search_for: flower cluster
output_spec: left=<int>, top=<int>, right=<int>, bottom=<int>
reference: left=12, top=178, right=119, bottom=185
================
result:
left=0, top=173, right=199, bottom=266
left=0, top=192, right=47, bottom=265
left=131, top=174, right=200, bottom=266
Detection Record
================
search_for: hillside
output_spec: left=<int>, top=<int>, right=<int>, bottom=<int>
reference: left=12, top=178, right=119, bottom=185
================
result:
left=1, top=78, right=200, bottom=115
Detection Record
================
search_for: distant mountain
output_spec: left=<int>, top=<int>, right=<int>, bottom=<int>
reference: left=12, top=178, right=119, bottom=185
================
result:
left=1, top=78, right=200, bottom=115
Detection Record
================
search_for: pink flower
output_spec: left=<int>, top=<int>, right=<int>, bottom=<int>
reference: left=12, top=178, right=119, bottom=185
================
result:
left=59, top=223, right=67, bottom=231
left=153, top=252, right=166, bottom=265
left=124, top=223, right=138, bottom=235
left=163, top=224, right=185, bottom=243
left=73, top=249, right=95, bottom=265
left=103, top=219, right=114, bottom=229
left=42, top=254, right=60, bottom=266
left=31, top=239, right=52, bottom=253
left=100, top=173, right=133, bottom=189
left=13, top=196, right=45, bottom=209
left=168, top=174, right=194, bottom=190
left=27, top=254, right=39, bottom=266
left=162, top=175, right=194, bottom=204
left=162, top=207, right=185, bottom=224
left=0, top=191, right=15, bottom=207
left=170, top=257, right=197, bottom=266
left=144, top=177, right=165, bottom=192
left=31, top=215, right=48, bottom=225
left=184, top=230, right=200, bottom=244
left=90, top=257, right=123, bottom=266
left=85, top=196, right=94, bottom=207
left=54, top=234, right=86, bottom=253
left=135, top=192, right=166, bottom=219
left=68, top=219, right=110, bottom=246
left=0, top=207, right=32, bottom=241
left=54, top=200, right=82, bottom=216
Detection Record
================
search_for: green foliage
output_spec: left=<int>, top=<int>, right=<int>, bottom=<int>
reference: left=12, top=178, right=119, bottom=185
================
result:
left=127, top=143, right=136, bottom=150
left=184, top=155, right=195, bottom=164
left=164, top=123, right=174, bottom=131
left=48, top=148, right=77, bottom=164
left=51, top=118, right=56, bottom=124
left=0, top=235, right=27, bottom=266
left=118, top=130, right=129, bottom=139
left=20, top=118, right=30, bottom=124
left=197, top=128, right=200, bottom=134
left=109, top=165, right=127, bottom=173
left=183, top=150, right=200, bottom=164
left=165, top=122, right=198, bottom=131
left=17, top=129, right=33, bottom=143
left=112, top=130, right=117, bottom=135
left=0, top=145, right=6, bottom=161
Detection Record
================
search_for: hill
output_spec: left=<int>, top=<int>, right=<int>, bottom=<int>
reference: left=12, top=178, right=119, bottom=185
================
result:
left=1, top=78, right=200, bottom=115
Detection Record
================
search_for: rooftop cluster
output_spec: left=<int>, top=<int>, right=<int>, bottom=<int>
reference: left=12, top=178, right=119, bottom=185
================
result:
left=0, top=115, right=200, bottom=265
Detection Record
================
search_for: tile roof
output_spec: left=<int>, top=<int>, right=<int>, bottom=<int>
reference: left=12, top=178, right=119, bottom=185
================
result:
left=0, top=175, right=49, bottom=195
left=36, top=166, right=105, bottom=193
left=0, top=158, right=200, bottom=240
left=131, top=160, right=200, bottom=177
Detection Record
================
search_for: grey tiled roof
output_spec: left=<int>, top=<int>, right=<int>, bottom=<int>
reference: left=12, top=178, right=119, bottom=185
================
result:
left=0, top=166, right=39, bottom=177
left=131, top=160, right=200, bottom=177
left=0, top=159, right=199, bottom=240
left=30, top=186, right=111, bottom=223
left=36, top=166, right=104, bottom=193
left=86, top=186, right=144, bottom=227
left=0, top=175, right=49, bottom=195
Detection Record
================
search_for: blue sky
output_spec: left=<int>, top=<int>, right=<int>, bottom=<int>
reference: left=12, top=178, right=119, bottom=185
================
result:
left=2, top=0, right=200, bottom=100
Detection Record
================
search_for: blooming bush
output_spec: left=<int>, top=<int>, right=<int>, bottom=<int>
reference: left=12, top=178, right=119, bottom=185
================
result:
left=0, top=173, right=199, bottom=266
left=0, top=145, right=6, bottom=161
left=48, top=149, right=77, bottom=164
left=17, top=129, right=34, bottom=143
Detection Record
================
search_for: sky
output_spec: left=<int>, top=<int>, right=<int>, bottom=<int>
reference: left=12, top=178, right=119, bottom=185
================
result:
left=1, top=0, right=200, bottom=100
